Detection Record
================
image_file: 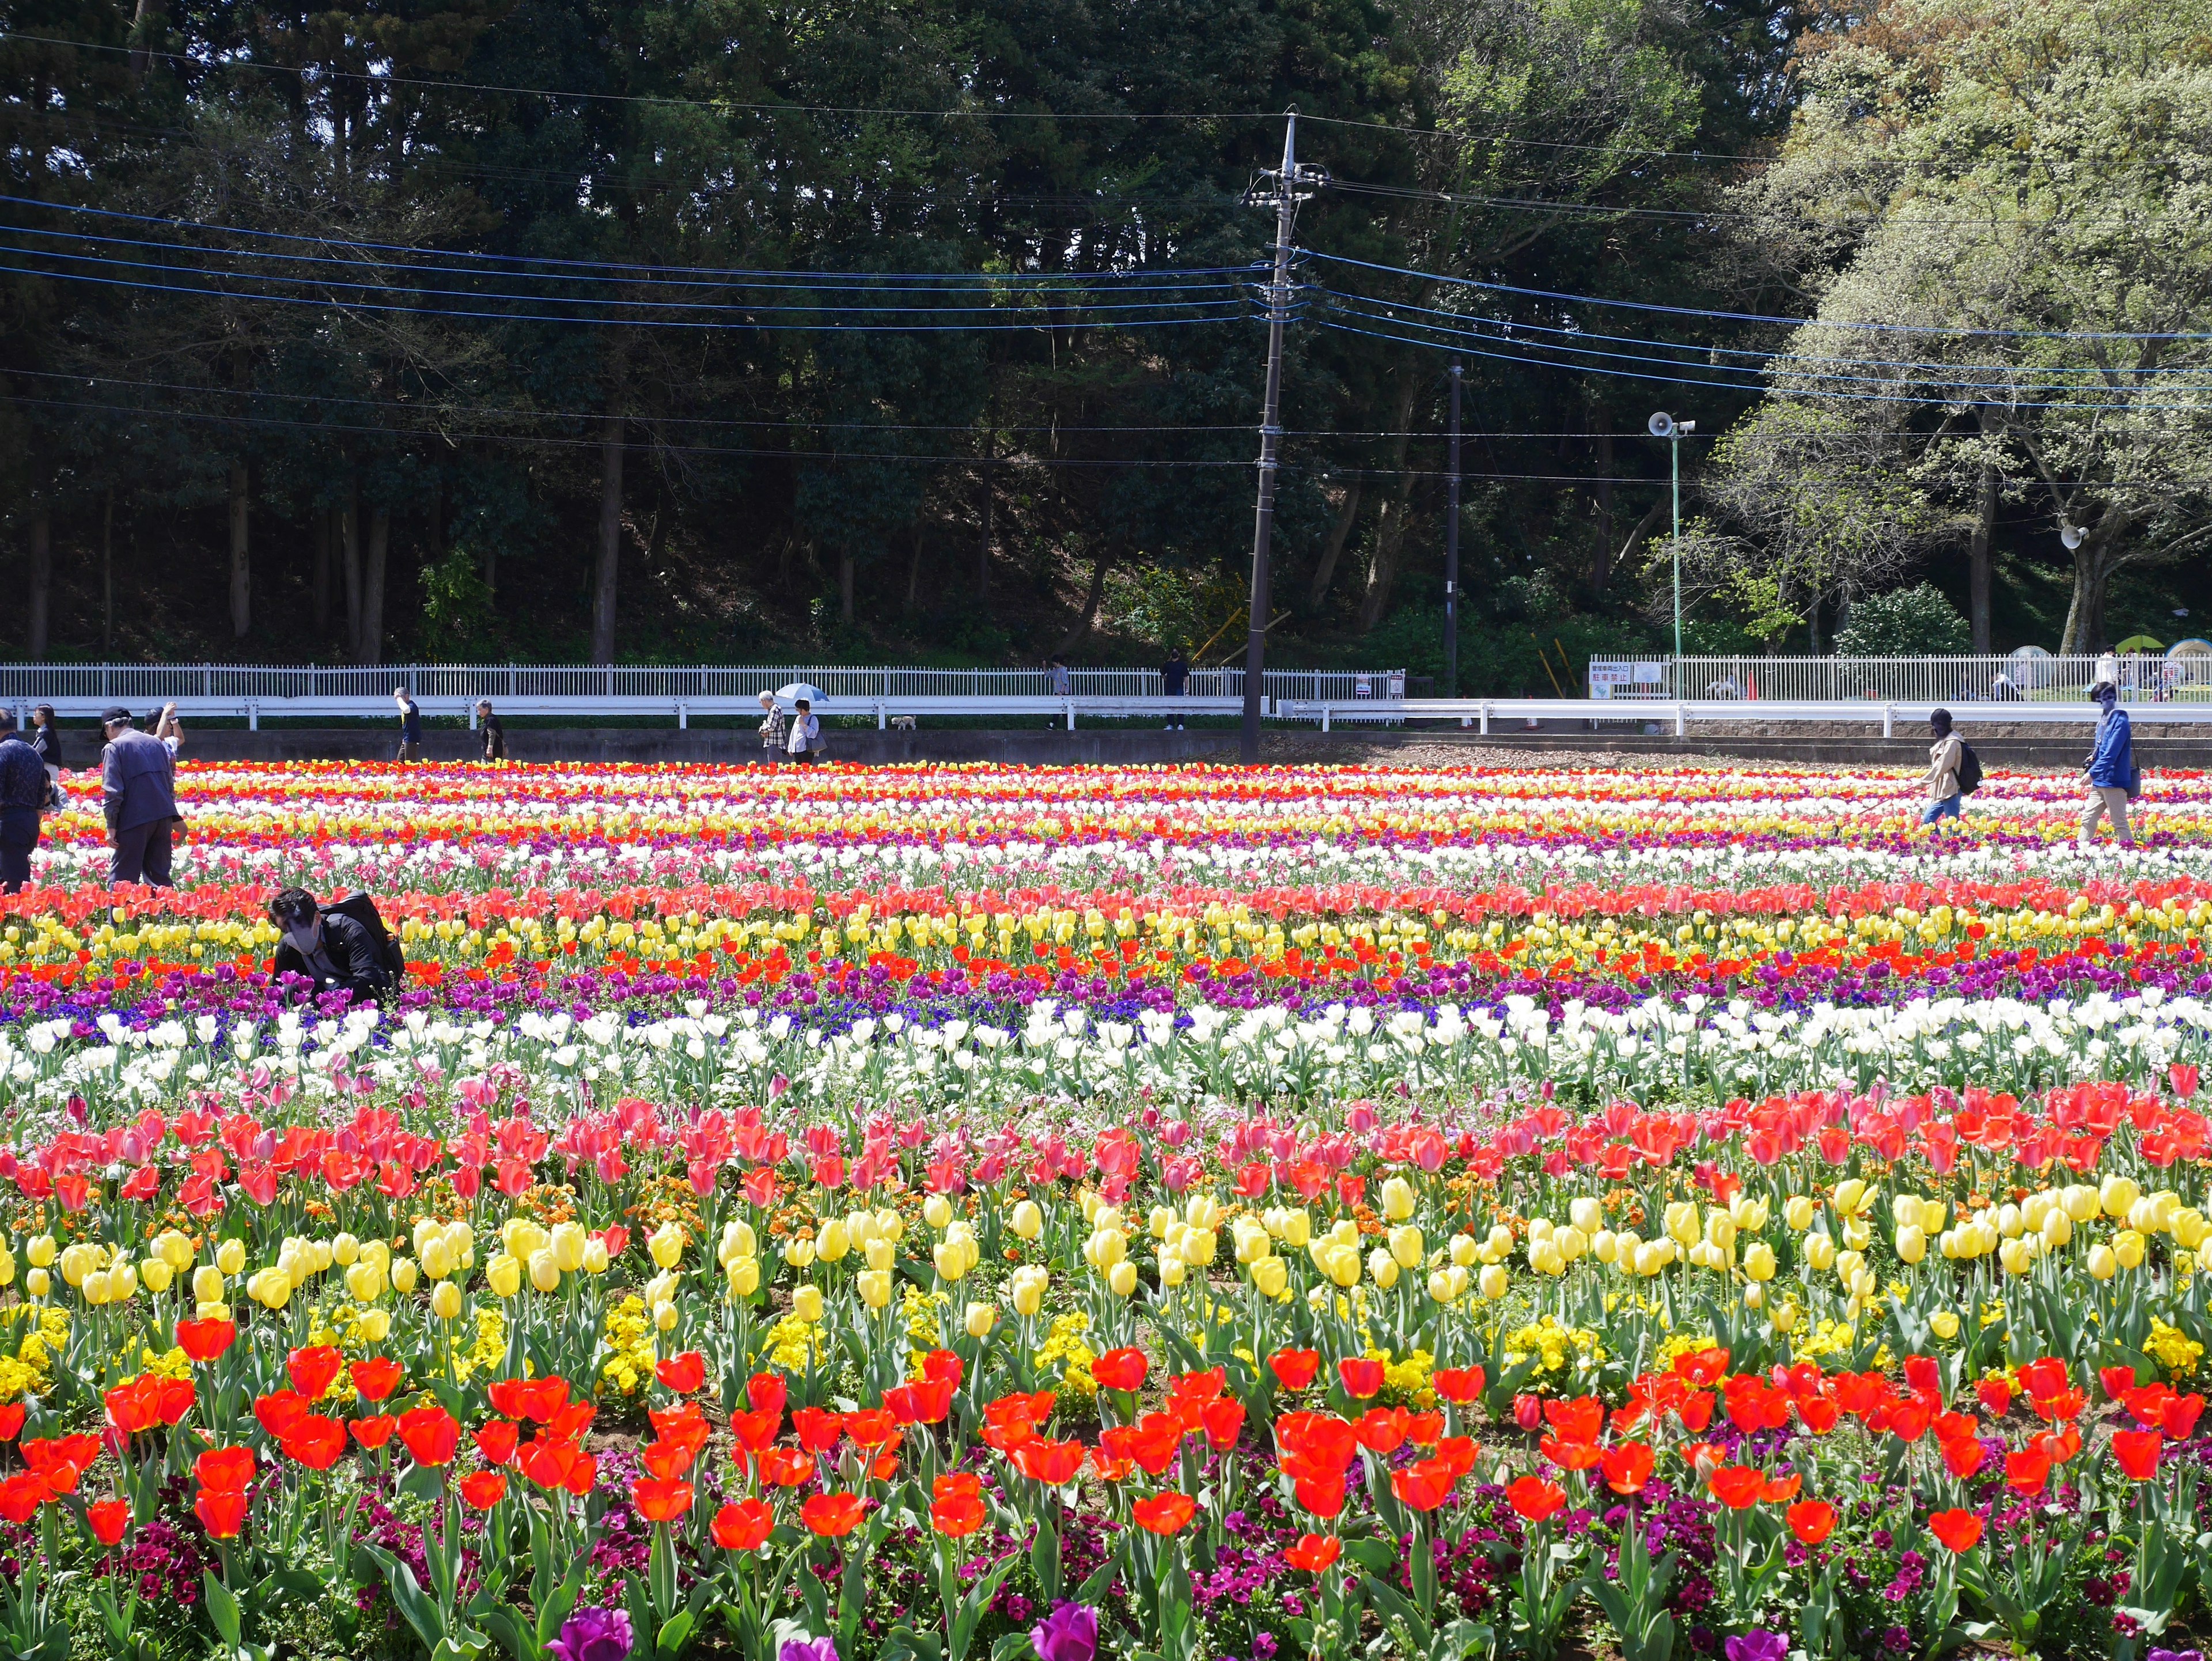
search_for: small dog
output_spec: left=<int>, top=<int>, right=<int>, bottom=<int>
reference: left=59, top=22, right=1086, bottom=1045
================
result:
left=890, top=716, right=917, bottom=731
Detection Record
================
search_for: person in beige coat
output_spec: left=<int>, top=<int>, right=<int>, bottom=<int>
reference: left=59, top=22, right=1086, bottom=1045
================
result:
left=1922, top=708, right=1965, bottom=830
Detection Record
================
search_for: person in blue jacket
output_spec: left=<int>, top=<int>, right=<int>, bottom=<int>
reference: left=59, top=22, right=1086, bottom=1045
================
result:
left=2082, top=680, right=2137, bottom=849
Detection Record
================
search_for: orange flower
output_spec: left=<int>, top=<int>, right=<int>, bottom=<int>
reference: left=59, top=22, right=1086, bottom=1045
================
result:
left=801, top=1492, right=867, bottom=1537
left=474, top=1421, right=520, bottom=1468
left=86, top=1497, right=130, bottom=1545
left=1092, top=1348, right=1149, bottom=1393
left=631, top=1477, right=694, bottom=1523
left=286, top=1345, right=344, bottom=1401
left=2112, top=1428, right=2163, bottom=1481
left=1390, top=1461, right=1454, bottom=1512
left=1337, top=1357, right=1387, bottom=1400
left=1707, top=1466, right=1765, bottom=1509
left=1602, top=1442, right=1654, bottom=1496
left=1506, top=1476, right=1565, bottom=1522
left=397, top=1405, right=460, bottom=1468
left=351, top=1415, right=398, bottom=1451
left=195, top=1446, right=257, bottom=1493
left=758, top=1448, right=815, bottom=1488
left=1786, top=1500, right=1836, bottom=1545
left=280, top=1416, right=348, bottom=1473
left=1283, top=1533, right=1342, bottom=1572
left=1268, top=1349, right=1321, bottom=1391
left=1929, top=1509, right=1984, bottom=1553
left=194, top=1487, right=249, bottom=1540
left=459, top=1471, right=509, bottom=1511
left=175, top=1317, right=237, bottom=1364
left=713, top=1497, right=774, bottom=1550
left=1132, top=1492, right=1198, bottom=1535
left=1430, top=1366, right=1485, bottom=1404
left=350, top=1357, right=403, bottom=1403
left=2005, top=1447, right=2052, bottom=1496
left=654, top=1352, right=706, bottom=1395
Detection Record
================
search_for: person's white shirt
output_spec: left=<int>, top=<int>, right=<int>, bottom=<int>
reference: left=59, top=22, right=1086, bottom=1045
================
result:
left=786, top=713, right=818, bottom=754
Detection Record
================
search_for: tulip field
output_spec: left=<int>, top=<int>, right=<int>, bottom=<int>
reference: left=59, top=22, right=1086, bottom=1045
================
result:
left=10, top=756, right=2212, bottom=1661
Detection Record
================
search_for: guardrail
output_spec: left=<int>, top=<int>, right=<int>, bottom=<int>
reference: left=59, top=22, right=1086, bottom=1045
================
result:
left=1278, top=697, right=2212, bottom=734
left=1590, top=651, right=2212, bottom=703
left=0, top=663, right=1412, bottom=729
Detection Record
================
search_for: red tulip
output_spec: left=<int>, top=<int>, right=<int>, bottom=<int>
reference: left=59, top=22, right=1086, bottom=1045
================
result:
left=1200, top=1398, right=1245, bottom=1451
left=631, top=1477, right=694, bottom=1523
left=1429, top=1366, right=1485, bottom=1404
left=2101, top=1365, right=2139, bottom=1402
left=1390, top=1461, right=1454, bottom=1512
left=1267, top=1349, right=1321, bottom=1391
left=1540, top=1436, right=1601, bottom=1473
left=801, top=1492, right=866, bottom=1537
left=747, top=1373, right=788, bottom=1416
left=2112, top=1428, right=2163, bottom=1481
left=176, top=1317, right=237, bottom=1364
left=1012, top=1437, right=1086, bottom=1486
left=1356, top=1409, right=1411, bottom=1456
left=1293, top=1474, right=1346, bottom=1518
left=1976, top=1378, right=2013, bottom=1418
left=0, top=1404, right=22, bottom=1441
left=281, top=1416, right=348, bottom=1472
left=350, top=1357, right=403, bottom=1403
left=641, top=1438, right=699, bottom=1481
left=1506, top=1475, right=1565, bottom=1522
left=932, top=1490, right=986, bottom=1537
left=1707, top=1466, right=1765, bottom=1509
left=1673, top=1348, right=1730, bottom=1387
left=195, top=1446, right=256, bottom=1493
left=1941, top=1437, right=1985, bottom=1480
left=398, top=1405, right=461, bottom=1468
left=194, top=1486, right=249, bottom=1540
left=1283, top=1533, right=1342, bottom=1572
left=1602, top=1441, right=1654, bottom=1496
left=1338, top=1357, right=1387, bottom=1401
left=0, top=1473, right=45, bottom=1524
left=459, top=1470, right=509, bottom=1511
left=1787, top=1500, right=1836, bottom=1545
left=654, top=1352, right=706, bottom=1395
left=713, top=1497, right=774, bottom=1550
left=2005, top=1447, right=2052, bottom=1496
left=86, top=1497, right=130, bottom=1546
left=758, top=1448, right=816, bottom=1488
left=1132, top=1491, right=1198, bottom=1535
left=474, top=1421, right=520, bottom=1467
left=351, top=1416, right=398, bottom=1451
left=1929, top=1509, right=1983, bottom=1553
left=1091, top=1348, right=1149, bottom=1393
left=287, top=1345, right=344, bottom=1401
left=793, top=1407, right=844, bottom=1452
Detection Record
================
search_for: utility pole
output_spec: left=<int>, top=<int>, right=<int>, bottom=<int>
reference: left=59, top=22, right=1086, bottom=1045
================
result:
left=1240, top=112, right=1327, bottom=764
left=1444, top=362, right=1462, bottom=697
left=1649, top=412, right=1695, bottom=682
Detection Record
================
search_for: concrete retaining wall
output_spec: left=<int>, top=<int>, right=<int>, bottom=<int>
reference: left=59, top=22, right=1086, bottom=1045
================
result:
left=111, top=727, right=1243, bottom=766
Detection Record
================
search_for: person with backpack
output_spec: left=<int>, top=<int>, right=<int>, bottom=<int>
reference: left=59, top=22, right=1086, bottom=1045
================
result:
left=1921, top=707, right=1975, bottom=830
left=268, top=886, right=399, bottom=1004
left=2082, top=680, right=2138, bottom=850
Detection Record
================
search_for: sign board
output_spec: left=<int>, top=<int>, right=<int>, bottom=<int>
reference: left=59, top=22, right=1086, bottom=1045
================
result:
left=1588, top=660, right=1666, bottom=699
left=1387, top=669, right=1406, bottom=700
left=1354, top=673, right=1373, bottom=698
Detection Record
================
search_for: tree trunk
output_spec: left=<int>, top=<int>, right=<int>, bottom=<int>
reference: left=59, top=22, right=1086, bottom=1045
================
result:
left=127, top=0, right=165, bottom=73
left=101, top=493, right=114, bottom=652
left=977, top=468, right=993, bottom=603
left=1357, top=373, right=1422, bottom=633
left=838, top=548, right=855, bottom=623
left=1592, top=432, right=1615, bottom=594
left=228, top=460, right=251, bottom=640
left=312, top=504, right=332, bottom=640
left=1054, top=546, right=1113, bottom=657
left=1306, top=480, right=1363, bottom=606
left=591, top=414, right=624, bottom=664
left=358, top=506, right=388, bottom=665
left=1968, top=464, right=1995, bottom=654
left=905, top=526, right=925, bottom=610
left=24, top=510, right=50, bottom=658
left=340, top=486, right=363, bottom=660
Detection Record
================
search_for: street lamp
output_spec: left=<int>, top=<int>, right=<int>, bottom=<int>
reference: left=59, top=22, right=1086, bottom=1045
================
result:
left=1649, top=413, right=1695, bottom=672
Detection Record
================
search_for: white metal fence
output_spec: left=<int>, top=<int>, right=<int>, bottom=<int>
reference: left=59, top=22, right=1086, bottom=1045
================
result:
left=1589, top=652, right=2212, bottom=705
left=0, top=662, right=1414, bottom=729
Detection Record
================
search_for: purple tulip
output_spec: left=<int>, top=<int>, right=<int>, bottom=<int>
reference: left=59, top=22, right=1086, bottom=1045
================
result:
left=2149, top=1651, right=2203, bottom=1661
left=779, top=1641, right=838, bottom=1661
left=1724, top=1634, right=1787, bottom=1661
left=1031, top=1602, right=1100, bottom=1661
left=548, top=1606, right=634, bottom=1661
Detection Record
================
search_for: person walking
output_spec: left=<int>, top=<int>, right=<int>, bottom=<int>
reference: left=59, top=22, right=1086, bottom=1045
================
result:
left=26, top=703, right=59, bottom=773
left=100, top=706, right=178, bottom=887
left=785, top=698, right=822, bottom=765
left=2082, top=680, right=2137, bottom=850
left=1160, top=646, right=1188, bottom=731
left=393, top=687, right=423, bottom=762
left=476, top=700, right=506, bottom=761
left=1921, top=709, right=1965, bottom=831
left=0, top=712, right=46, bottom=894
left=756, top=691, right=786, bottom=765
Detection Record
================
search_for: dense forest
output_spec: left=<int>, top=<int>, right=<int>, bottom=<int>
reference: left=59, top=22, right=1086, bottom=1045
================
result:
left=2, top=0, right=2208, bottom=682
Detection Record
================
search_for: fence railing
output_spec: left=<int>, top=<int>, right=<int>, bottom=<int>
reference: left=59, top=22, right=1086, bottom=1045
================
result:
left=1589, top=652, right=2212, bottom=705
left=0, top=662, right=1414, bottom=729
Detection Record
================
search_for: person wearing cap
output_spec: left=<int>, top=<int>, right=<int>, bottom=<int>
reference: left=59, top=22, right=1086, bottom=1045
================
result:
left=393, top=687, right=422, bottom=762
left=0, top=711, right=46, bottom=893
left=476, top=700, right=506, bottom=762
left=756, top=691, right=786, bottom=764
left=2082, top=680, right=2137, bottom=850
left=99, top=706, right=179, bottom=887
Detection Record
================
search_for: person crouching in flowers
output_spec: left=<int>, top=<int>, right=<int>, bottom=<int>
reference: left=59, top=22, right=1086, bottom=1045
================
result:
left=270, top=887, right=396, bottom=1005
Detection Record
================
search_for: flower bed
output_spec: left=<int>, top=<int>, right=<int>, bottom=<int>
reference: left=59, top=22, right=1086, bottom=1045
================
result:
left=1, top=759, right=2210, bottom=1659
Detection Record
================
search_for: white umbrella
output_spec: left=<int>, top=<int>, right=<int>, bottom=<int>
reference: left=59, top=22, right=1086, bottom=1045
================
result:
left=772, top=683, right=825, bottom=709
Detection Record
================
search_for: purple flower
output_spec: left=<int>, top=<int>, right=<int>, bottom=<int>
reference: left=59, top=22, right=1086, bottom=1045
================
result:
left=549, top=1606, right=634, bottom=1661
left=2149, top=1651, right=2203, bottom=1661
left=779, top=1640, right=838, bottom=1661
left=1725, top=1633, right=1787, bottom=1661
left=1030, top=1602, right=1100, bottom=1661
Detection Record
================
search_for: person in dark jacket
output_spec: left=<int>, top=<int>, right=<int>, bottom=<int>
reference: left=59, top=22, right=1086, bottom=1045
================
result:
left=1160, top=648, right=1189, bottom=731
left=26, top=704, right=58, bottom=771
left=393, top=688, right=423, bottom=762
left=2082, top=680, right=2137, bottom=849
left=269, top=887, right=392, bottom=1003
left=100, top=706, right=178, bottom=887
left=476, top=700, right=506, bottom=761
left=0, top=712, right=46, bottom=893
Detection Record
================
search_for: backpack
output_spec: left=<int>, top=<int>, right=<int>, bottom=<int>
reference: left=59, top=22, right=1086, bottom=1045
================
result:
left=1955, top=743, right=1983, bottom=796
left=326, top=892, right=406, bottom=983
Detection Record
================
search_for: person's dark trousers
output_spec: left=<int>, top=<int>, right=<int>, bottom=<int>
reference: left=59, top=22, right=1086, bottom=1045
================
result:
left=0, top=807, right=36, bottom=894
left=111, top=817, right=175, bottom=887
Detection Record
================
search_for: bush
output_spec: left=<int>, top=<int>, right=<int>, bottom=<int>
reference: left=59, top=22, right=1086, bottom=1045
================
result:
left=1835, top=582, right=1972, bottom=656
